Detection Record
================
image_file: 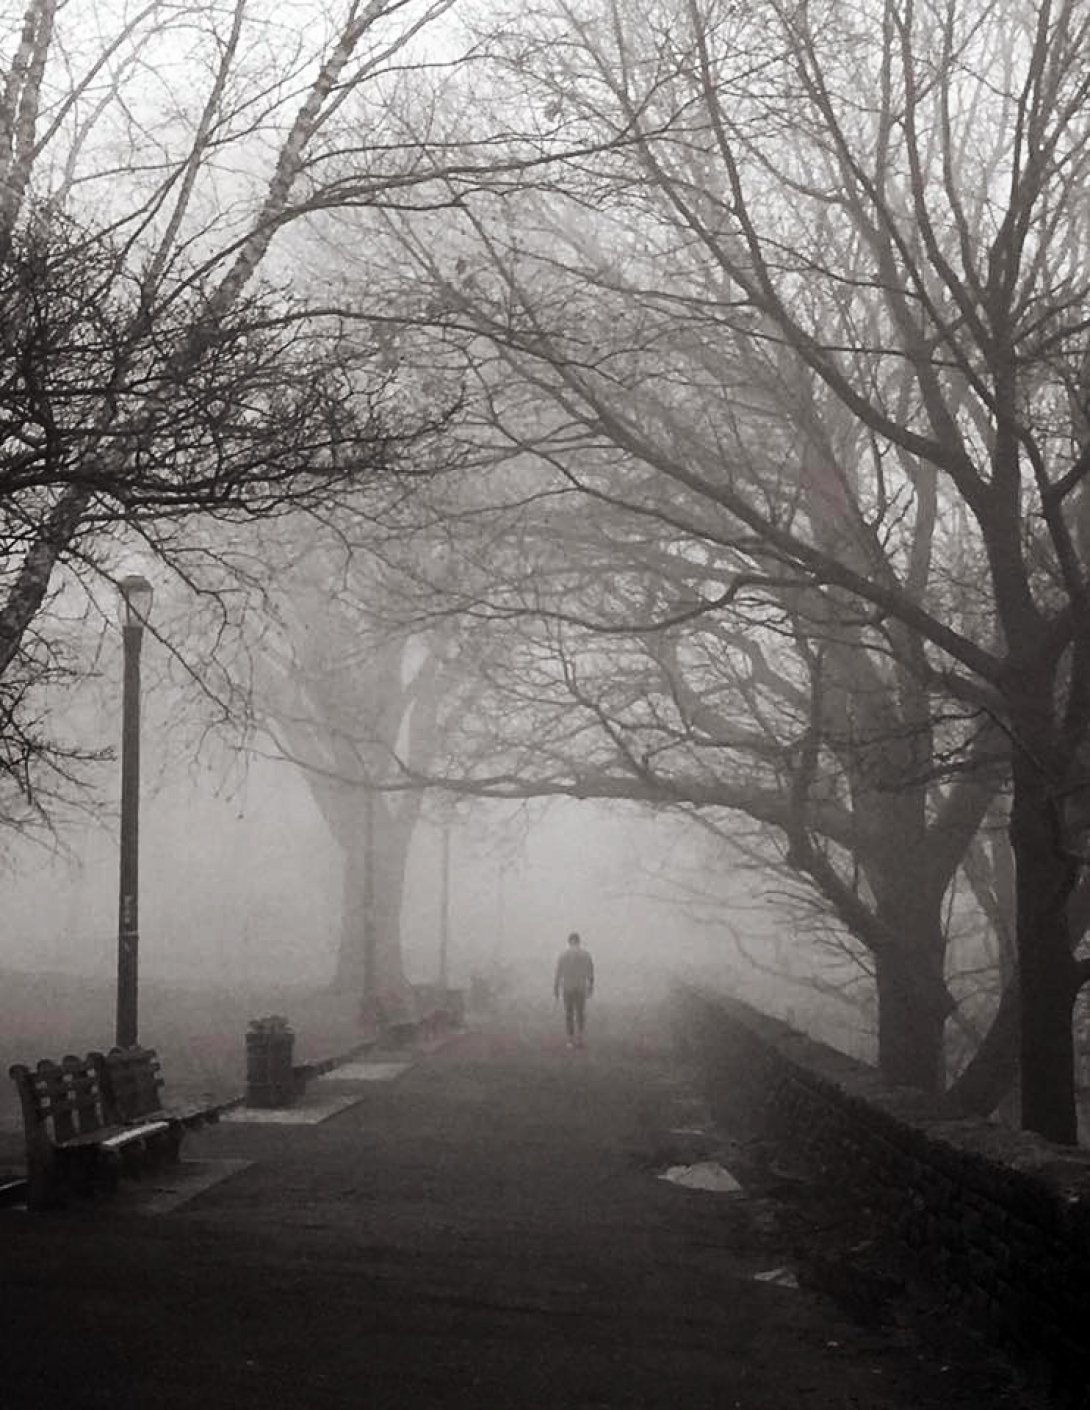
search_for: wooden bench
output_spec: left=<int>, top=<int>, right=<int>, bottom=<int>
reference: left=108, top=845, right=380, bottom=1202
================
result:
left=9, top=1054, right=174, bottom=1210
left=9, top=1047, right=221, bottom=1210
left=358, top=987, right=463, bottom=1053
left=411, top=984, right=465, bottom=1041
left=359, top=991, right=420, bottom=1049
left=92, top=1046, right=220, bottom=1137
left=291, top=1036, right=377, bottom=1091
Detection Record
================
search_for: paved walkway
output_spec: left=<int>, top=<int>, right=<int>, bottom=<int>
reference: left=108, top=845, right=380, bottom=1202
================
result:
left=0, top=1012, right=1042, bottom=1409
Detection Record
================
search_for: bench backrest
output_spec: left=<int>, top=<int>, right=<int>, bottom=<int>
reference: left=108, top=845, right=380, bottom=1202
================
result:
left=8, top=1056, right=111, bottom=1144
left=92, top=1047, right=164, bottom=1124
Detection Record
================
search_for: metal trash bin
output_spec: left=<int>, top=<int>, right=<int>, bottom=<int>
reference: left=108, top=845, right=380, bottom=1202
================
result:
left=245, top=1015, right=295, bottom=1108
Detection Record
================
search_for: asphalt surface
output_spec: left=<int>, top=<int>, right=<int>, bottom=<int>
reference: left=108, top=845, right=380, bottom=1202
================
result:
left=0, top=1010, right=1045, bottom=1409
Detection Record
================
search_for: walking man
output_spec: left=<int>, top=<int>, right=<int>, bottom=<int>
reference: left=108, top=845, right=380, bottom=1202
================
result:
left=554, top=931, right=595, bottom=1047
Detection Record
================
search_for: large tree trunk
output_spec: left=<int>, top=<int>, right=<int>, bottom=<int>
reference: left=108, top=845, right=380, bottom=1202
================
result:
left=873, top=936, right=948, bottom=1093
left=1010, top=752, right=1080, bottom=1143
left=336, top=834, right=371, bottom=992
left=869, top=840, right=950, bottom=1092
left=332, top=791, right=414, bottom=997
left=369, top=807, right=414, bottom=992
left=947, top=801, right=1090, bottom=1121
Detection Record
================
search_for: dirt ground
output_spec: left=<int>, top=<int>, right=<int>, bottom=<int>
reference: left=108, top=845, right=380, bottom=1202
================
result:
left=0, top=1004, right=1049, bottom=1409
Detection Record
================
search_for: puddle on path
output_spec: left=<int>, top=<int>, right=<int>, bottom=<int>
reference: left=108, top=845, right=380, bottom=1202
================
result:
left=753, top=1265, right=800, bottom=1288
left=658, top=1160, right=743, bottom=1193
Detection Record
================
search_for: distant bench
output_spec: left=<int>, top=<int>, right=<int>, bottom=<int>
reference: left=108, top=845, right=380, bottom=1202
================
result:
left=412, top=985, right=465, bottom=1042
left=290, top=1038, right=377, bottom=1096
left=9, top=1046, right=222, bottom=1210
left=358, top=986, right=465, bottom=1052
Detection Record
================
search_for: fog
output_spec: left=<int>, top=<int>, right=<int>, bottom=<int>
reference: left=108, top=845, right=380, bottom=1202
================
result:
left=1, top=748, right=786, bottom=1014
left=0, top=611, right=877, bottom=1070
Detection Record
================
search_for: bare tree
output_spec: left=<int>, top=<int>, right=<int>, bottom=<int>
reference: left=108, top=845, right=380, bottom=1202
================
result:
left=254, top=548, right=454, bottom=997
left=358, top=0, right=1090, bottom=1140
left=361, top=457, right=1010, bottom=1094
left=0, top=0, right=495, bottom=820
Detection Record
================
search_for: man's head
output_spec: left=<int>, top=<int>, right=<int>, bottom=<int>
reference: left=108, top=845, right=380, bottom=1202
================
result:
left=568, top=932, right=581, bottom=947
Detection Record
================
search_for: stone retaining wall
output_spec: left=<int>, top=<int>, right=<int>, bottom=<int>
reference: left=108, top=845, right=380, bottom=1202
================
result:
left=675, top=986, right=1090, bottom=1405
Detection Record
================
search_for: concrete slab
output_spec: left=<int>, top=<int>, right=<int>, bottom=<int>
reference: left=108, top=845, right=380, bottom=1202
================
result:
left=221, top=1093, right=364, bottom=1125
left=125, top=1158, right=253, bottom=1214
left=2, top=1159, right=252, bottom=1217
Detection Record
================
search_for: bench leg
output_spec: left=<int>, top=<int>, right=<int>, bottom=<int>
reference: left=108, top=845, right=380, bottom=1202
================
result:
left=66, top=1147, right=118, bottom=1201
left=156, top=1126, right=183, bottom=1166
left=26, top=1147, right=108, bottom=1209
left=121, top=1127, right=183, bottom=1178
left=25, top=1152, right=63, bottom=1211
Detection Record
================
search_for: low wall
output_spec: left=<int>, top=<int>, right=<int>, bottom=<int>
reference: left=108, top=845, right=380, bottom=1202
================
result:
left=675, top=986, right=1090, bottom=1405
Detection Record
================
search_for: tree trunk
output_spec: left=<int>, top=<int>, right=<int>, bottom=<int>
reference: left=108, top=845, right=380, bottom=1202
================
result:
left=369, top=810, right=413, bottom=993
left=869, top=866, right=950, bottom=1093
left=333, top=791, right=413, bottom=997
left=873, top=940, right=948, bottom=1092
left=946, top=974, right=1020, bottom=1117
left=1010, top=754, right=1079, bottom=1143
left=335, top=838, right=370, bottom=992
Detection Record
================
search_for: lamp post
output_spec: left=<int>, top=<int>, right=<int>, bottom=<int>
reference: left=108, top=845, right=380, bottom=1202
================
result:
left=438, top=821, right=451, bottom=988
left=362, top=787, right=377, bottom=996
left=116, top=574, right=152, bottom=1049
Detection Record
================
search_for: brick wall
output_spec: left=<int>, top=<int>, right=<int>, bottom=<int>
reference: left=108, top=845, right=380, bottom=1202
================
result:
left=675, top=986, right=1090, bottom=1404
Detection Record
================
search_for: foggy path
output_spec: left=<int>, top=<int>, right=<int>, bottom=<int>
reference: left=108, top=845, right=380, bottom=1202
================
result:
left=0, top=1009, right=1039, bottom=1409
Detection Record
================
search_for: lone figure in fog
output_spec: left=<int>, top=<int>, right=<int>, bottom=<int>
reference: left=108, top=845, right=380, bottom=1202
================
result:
left=553, top=932, right=595, bottom=1047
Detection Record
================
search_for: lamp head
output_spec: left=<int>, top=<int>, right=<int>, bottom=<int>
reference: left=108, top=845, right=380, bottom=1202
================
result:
left=118, top=574, right=153, bottom=629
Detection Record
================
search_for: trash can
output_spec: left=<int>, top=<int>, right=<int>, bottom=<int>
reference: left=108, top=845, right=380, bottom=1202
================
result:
left=245, top=1015, right=295, bottom=1108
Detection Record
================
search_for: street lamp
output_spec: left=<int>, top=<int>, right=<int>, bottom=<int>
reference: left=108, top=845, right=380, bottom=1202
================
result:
left=116, top=574, right=152, bottom=1049
left=438, top=821, right=451, bottom=988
